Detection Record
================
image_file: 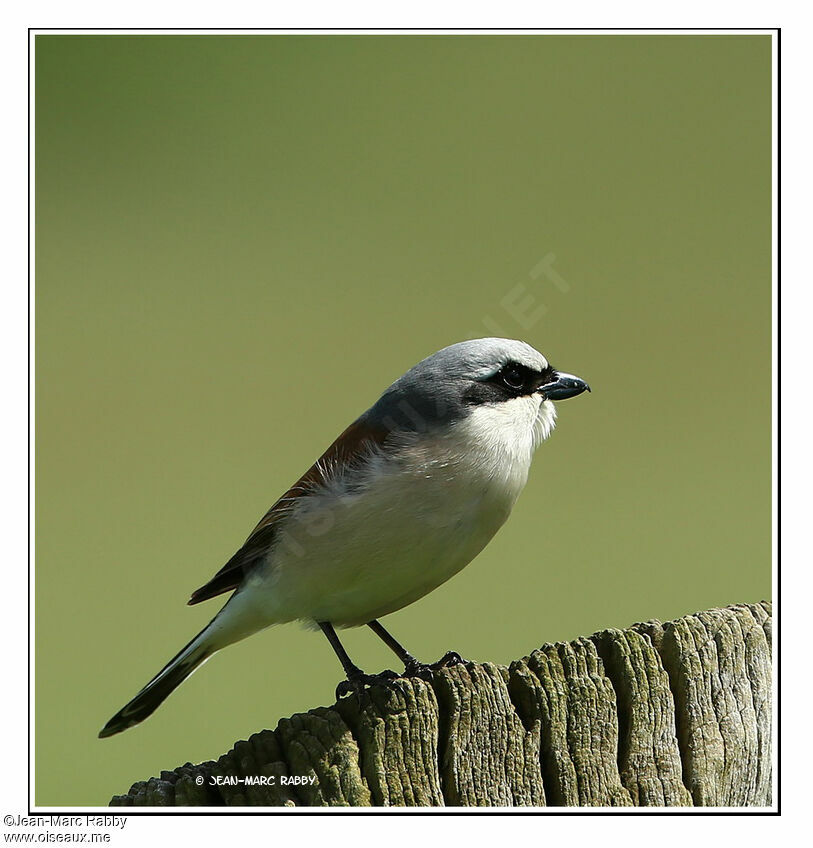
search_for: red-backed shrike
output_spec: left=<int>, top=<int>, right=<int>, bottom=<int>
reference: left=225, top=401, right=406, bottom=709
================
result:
left=100, top=338, right=589, bottom=737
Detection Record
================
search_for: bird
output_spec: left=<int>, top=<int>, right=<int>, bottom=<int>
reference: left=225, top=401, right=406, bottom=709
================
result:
left=99, top=338, right=589, bottom=738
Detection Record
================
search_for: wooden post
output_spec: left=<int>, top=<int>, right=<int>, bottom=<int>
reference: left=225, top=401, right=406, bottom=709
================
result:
left=110, top=601, right=772, bottom=808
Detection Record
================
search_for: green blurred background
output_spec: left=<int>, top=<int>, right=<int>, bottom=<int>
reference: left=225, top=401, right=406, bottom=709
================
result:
left=35, top=34, right=771, bottom=806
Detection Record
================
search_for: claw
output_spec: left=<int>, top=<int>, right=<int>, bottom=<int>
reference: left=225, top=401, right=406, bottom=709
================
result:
left=335, top=669, right=402, bottom=702
left=432, top=650, right=466, bottom=669
left=403, top=650, right=468, bottom=678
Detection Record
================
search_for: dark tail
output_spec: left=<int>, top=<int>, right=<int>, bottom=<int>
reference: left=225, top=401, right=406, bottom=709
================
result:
left=99, top=626, right=213, bottom=738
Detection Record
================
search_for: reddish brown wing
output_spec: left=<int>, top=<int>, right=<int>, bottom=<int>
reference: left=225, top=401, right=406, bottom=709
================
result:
left=187, top=418, right=390, bottom=605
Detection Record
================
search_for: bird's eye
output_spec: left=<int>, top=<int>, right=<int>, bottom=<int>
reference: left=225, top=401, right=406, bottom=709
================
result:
left=501, top=366, right=525, bottom=390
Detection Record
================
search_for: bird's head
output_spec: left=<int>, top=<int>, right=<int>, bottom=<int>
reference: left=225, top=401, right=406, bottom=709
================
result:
left=367, top=338, right=589, bottom=451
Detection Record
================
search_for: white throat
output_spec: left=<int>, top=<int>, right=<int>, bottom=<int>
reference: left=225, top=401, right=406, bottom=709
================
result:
left=463, top=394, right=557, bottom=466
left=401, top=393, right=557, bottom=504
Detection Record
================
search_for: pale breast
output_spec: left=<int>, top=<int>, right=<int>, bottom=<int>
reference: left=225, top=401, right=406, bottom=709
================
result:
left=250, top=399, right=549, bottom=627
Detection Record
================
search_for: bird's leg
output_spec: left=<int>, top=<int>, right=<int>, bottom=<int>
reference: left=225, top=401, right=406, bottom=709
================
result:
left=319, top=621, right=363, bottom=679
left=366, top=619, right=467, bottom=677
left=366, top=619, right=422, bottom=675
left=318, top=621, right=398, bottom=700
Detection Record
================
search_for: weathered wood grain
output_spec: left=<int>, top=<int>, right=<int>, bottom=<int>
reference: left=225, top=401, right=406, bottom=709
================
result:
left=110, top=602, right=772, bottom=808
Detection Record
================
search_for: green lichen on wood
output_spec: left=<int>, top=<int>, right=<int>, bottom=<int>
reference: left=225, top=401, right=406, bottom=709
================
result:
left=432, top=662, right=545, bottom=806
left=335, top=676, right=443, bottom=806
left=634, top=602, right=772, bottom=807
left=110, top=601, right=772, bottom=808
left=592, top=627, right=691, bottom=806
left=509, top=638, right=632, bottom=806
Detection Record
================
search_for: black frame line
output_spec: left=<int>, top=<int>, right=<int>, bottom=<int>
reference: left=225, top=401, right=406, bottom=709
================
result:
left=27, top=25, right=780, bottom=817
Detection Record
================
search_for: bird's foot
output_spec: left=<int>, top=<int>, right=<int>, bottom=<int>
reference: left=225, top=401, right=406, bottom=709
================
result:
left=403, top=650, right=467, bottom=678
left=431, top=650, right=467, bottom=669
left=335, top=668, right=400, bottom=701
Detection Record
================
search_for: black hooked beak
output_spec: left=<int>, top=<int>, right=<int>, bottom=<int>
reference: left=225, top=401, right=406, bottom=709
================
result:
left=536, top=371, right=591, bottom=401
